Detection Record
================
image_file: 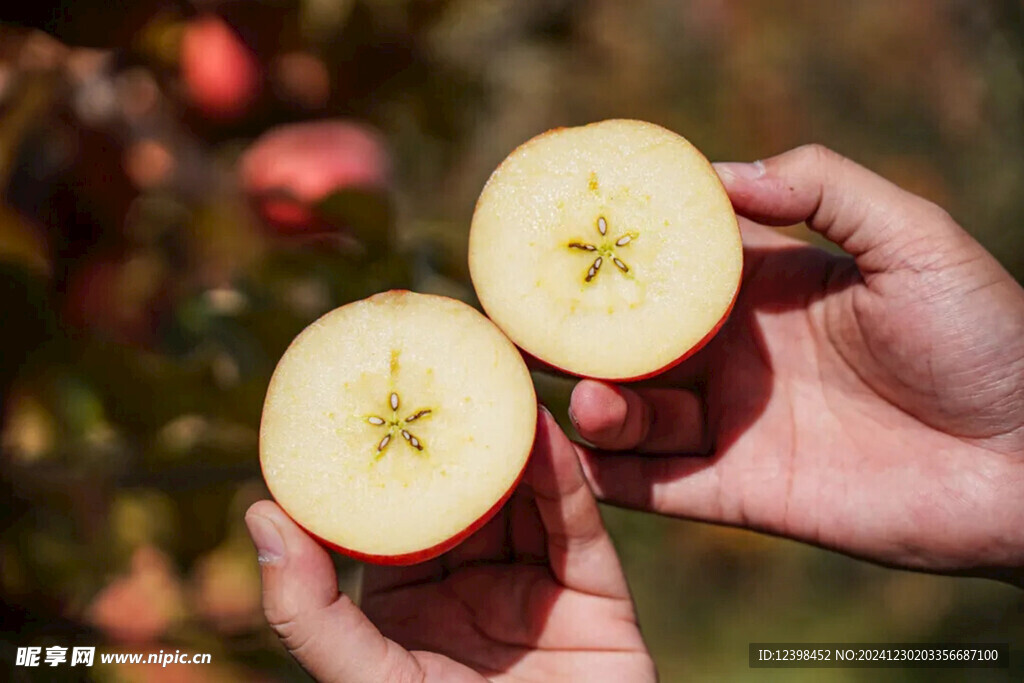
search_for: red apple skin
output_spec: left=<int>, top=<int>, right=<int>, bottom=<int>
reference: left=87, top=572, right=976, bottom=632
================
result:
left=240, top=120, right=390, bottom=235
left=260, top=290, right=537, bottom=566
left=181, top=15, right=260, bottom=120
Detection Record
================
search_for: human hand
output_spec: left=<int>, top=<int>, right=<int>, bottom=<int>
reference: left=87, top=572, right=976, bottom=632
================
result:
left=245, top=408, right=656, bottom=682
left=570, top=144, right=1024, bottom=585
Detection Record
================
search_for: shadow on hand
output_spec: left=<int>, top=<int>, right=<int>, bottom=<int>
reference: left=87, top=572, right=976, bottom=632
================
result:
left=584, top=241, right=860, bottom=512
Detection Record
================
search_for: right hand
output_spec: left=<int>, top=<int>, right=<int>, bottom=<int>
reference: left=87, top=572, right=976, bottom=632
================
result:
left=569, top=144, right=1024, bottom=586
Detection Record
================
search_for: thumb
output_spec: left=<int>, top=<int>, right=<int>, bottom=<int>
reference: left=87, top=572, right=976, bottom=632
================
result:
left=714, top=144, right=975, bottom=275
left=244, top=501, right=421, bottom=683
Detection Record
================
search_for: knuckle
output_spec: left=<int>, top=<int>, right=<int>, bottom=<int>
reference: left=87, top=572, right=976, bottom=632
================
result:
left=268, top=614, right=314, bottom=654
left=794, top=142, right=840, bottom=168
left=913, top=198, right=956, bottom=230
left=264, top=602, right=318, bottom=654
left=333, top=591, right=359, bottom=616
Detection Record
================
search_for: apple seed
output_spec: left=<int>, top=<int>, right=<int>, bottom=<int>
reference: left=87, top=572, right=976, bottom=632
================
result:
left=367, top=390, right=433, bottom=458
left=567, top=216, right=638, bottom=283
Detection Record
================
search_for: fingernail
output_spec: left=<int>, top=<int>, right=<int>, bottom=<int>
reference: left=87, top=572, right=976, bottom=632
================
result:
left=713, top=160, right=766, bottom=181
left=538, top=404, right=553, bottom=420
left=245, top=512, right=286, bottom=565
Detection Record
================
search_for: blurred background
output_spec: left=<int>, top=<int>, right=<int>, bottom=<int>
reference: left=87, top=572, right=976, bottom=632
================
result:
left=0, top=0, right=1022, bottom=680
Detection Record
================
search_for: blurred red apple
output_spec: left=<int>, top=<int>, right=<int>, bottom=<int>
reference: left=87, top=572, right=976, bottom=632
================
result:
left=180, top=15, right=260, bottom=120
left=86, top=546, right=186, bottom=644
left=240, top=120, right=391, bottom=236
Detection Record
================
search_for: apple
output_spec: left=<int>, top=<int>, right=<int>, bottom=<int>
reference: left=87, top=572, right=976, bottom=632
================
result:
left=86, top=546, right=186, bottom=644
left=240, top=120, right=391, bottom=236
left=468, top=119, right=743, bottom=381
left=180, top=14, right=260, bottom=120
left=259, top=291, right=537, bottom=565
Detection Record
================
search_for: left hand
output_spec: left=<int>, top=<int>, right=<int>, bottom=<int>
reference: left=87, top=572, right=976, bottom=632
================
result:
left=245, top=407, right=656, bottom=682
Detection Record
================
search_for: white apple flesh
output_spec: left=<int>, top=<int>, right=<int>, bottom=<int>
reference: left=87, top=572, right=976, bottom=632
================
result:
left=259, top=291, right=537, bottom=565
left=469, top=119, right=743, bottom=381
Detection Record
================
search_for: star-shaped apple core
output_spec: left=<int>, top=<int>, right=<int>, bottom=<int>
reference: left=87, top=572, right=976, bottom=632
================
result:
left=567, top=216, right=639, bottom=283
left=365, top=391, right=432, bottom=458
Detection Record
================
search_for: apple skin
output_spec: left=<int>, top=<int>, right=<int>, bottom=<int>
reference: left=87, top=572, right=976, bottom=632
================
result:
left=259, top=289, right=537, bottom=566
left=240, top=120, right=391, bottom=235
left=181, top=15, right=260, bottom=120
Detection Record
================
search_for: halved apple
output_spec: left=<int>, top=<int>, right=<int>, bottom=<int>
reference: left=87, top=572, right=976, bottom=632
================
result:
left=469, top=119, right=742, bottom=381
left=259, top=291, right=536, bottom=565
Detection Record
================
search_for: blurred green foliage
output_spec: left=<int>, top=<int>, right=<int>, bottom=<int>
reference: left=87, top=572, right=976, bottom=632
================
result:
left=0, top=0, right=1021, bottom=681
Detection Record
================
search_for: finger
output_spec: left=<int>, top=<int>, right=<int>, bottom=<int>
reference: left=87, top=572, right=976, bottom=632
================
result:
left=244, top=501, right=422, bottom=683
left=528, top=407, right=630, bottom=599
left=713, top=145, right=971, bottom=275
left=737, top=215, right=807, bottom=249
left=574, top=446, right=721, bottom=521
left=509, top=484, right=547, bottom=564
left=569, top=380, right=707, bottom=454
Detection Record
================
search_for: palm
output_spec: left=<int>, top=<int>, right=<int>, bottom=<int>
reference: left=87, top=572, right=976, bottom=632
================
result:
left=577, top=217, right=1024, bottom=578
left=362, top=489, right=651, bottom=682
left=678, top=219, right=1024, bottom=570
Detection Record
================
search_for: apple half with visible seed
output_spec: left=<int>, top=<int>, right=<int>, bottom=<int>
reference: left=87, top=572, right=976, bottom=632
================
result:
left=259, top=291, right=537, bottom=565
left=469, top=119, right=743, bottom=381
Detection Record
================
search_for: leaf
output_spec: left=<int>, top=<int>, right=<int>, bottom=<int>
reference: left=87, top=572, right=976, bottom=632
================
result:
left=315, top=187, right=393, bottom=258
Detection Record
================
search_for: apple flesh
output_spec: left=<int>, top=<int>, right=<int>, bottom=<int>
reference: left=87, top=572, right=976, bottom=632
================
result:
left=259, top=291, right=536, bottom=565
left=468, top=119, right=743, bottom=381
